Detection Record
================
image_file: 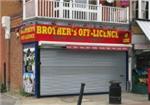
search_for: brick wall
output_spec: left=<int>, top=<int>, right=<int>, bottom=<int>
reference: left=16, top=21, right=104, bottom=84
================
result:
left=0, top=0, right=23, bottom=92
left=10, top=31, right=23, bottom=92
left=10, top=16, right=23, bottom=92
left=0, top=27, right=5, bottom=83
left=0, top=0, right=22, bottom=17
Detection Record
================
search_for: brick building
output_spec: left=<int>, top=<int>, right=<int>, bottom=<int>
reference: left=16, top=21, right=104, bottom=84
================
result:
left=0, top=0, right=23, bottom=92
left=130, top=0, right=150, bottom=94
left=20, top=0, right=131, bottom=97
left=0, top=0, right=131, bottom=96
left=2, top=0, right=149, bottom=97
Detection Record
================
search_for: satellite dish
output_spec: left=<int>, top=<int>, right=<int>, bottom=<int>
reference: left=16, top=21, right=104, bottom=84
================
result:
left=106, top=0, right=114, bottom=3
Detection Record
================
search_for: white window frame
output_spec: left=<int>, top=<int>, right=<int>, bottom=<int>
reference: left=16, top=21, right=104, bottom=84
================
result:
left=131, top=0, right=150, bottom=20
left=61, top=0, right=99, bottom=5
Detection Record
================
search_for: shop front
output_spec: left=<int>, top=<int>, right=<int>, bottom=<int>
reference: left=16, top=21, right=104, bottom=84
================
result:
left=132, top=20, right=150, bottom=94
left=132, top=44, right=150, bottom=94
left=20, top=23, right=131, bottom=97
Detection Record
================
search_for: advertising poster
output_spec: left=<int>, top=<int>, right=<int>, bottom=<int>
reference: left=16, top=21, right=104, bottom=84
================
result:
left=23, top=47, right=35, bottom=94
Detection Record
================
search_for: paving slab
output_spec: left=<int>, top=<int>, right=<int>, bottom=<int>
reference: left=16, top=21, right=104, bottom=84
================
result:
left=0, top=93, right=17, bottom=105
left=13, top=93, right=150, bottom=105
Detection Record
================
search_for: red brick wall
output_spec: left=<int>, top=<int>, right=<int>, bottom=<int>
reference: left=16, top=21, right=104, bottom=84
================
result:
left=0, top=27, right=5, bottom=83
left=9, top=31, right=23, bottom=92
left=0, top=0, right=23, bottom=92
left=0, top=0, right=22, bottom=17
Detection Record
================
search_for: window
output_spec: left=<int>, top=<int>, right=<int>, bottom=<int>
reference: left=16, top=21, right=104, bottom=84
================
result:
left=62, top=0, right=98, bottom=5
left=136, top=52, right=150, bottom=68
left=120, top=0, right=129, bottom=7
left=132, top=0, right=149, bottom=19
left=74, top=0, right=87, bottom=4
left=102, top=0, right=115, bottom=6
left=142, top=1, right=149, bottom=19
left=132, top=1, right=140, bottom=19
left=64, top=0, right=71, bottom=2
left=89, top=0, right=97, bottom=5
left=25, top=0, right=32, bottom=2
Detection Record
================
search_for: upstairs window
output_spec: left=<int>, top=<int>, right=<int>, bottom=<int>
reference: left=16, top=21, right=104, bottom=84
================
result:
left=62, top=0, right=98, bottom=5
left=132, top=0, right=149, bottom=19
left=64, top=0, right=71, bottom=2
left=120, top=0, right=129, bottom=7
left=100, top=0, right=115, bottom=6
left=74, top=0, right=87, bottom=4
left=142, top=1, right=149, bottom=19
left=89, top=0, right=97, bottom=5
left=25, top=0, right=32, bottom=2
left=74, top=0, right=98, bottom=5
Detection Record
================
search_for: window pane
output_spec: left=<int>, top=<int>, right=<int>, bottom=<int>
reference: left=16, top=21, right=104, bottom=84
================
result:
left=142, top=1, right=149, bottom=19
left=89, top=0, right=97, bottom=5
left=75, top=0, right=87, bottom=4
left=64, top=0, right=71, bottom=2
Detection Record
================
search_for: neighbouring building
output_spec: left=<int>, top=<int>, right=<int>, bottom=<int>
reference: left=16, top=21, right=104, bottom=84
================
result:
left=0, top=0, right=23, bottom=92
left=130, top=0, right=150, bottom=94
left=0, top=0, right=136, bottom=97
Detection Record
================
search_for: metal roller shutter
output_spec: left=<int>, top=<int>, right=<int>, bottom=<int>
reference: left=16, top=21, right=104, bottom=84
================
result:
left=40, top=48, right=127, bottom=96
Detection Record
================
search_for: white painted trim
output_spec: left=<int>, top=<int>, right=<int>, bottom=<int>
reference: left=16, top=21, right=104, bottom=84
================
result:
left=128, top=57, right=132, bottom=91
left=59, top=1, right=63, bottom=18
left=138, top=0, right=142, bottom=19
left=23, top=0, right=129, bottom=24
left=35, top=0, right=38, bottom=17
left=98, top=4, right=102, bottom=21
left=126, top=7, right=129, bottom=24
left=149, top=0, right=150, bottom=20
left=97, top=0, right=99, bottom=5
left=39, top=41, right=132, bottom=47
left=23, top=0, right=26, bottom=20
left=129, top=0, right=132, bottom=21
left=142, top=0, right=150, bottom=1
left=69, top=1, right=72, bottom=19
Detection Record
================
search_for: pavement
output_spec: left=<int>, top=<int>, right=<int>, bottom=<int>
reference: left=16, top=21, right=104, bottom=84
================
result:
left=0, top=93, right=17, bottom=105
left=1, top=92, right=150, bottom=105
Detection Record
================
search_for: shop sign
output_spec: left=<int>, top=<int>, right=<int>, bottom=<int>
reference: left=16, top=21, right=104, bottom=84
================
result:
left=20, top=25, right=36, bottom=42
left=20, top=24, right=131, bottom=44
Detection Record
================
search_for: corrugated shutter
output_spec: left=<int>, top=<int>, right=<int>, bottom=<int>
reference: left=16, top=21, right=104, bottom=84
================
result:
left=40, top=49, right=126, bottom=96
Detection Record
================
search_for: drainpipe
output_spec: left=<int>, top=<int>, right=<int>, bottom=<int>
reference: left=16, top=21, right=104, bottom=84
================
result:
left=7, top=35, right=11, bottom=90
left=1, top=16, right=11, bottom=90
